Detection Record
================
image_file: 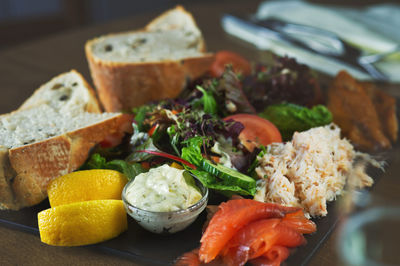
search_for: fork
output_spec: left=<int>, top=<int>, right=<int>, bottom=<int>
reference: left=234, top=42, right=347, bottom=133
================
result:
left=251, top=17, right=397, bottom=81
left=222, top=15, right=399, bottom=81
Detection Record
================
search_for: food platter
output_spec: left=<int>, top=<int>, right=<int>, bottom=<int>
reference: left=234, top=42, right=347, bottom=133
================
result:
left=1, top=3, right=399, bottom=265
left=1, top=44, right=398, bottom=266
left=1, top=45, right=399, bottom=266
left=2, top=93, right=398, bottom=265
left=0, top=159, right=388, bottom=265
left=0, top=59, right=398, bottom=266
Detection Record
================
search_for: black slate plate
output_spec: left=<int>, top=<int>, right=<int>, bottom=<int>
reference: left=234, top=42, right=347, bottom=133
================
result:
left=0, top=138, right=394, bottom=266
left=0, top=187, right=355, bottom=265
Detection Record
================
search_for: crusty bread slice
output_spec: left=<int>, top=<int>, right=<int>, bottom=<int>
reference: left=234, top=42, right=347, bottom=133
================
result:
left=19, top=70, right=101, bottom=114
left=85, top=5, right=215, bottom=112
left=0, top=71, right=132, bottom=210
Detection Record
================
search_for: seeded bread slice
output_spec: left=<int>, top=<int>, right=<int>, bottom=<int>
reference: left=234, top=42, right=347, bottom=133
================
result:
left=85, top=5, right=215, bottom=112
left=19, top=70, right=101, bottom=114
left=0, top=72, right=132, bottom=210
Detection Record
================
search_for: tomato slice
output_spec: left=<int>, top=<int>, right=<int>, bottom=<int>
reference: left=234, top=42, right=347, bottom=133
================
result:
left=99, top=132, right=124, bottom=148
left=210, top=51, right=251, bottom=77
left=224, top=114, right=282, bottom=152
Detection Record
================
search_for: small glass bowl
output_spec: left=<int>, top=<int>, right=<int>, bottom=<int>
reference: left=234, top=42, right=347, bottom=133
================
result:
left=338, top=206, right=400, bottom=266
left=121, top=174, right=209, bottom=234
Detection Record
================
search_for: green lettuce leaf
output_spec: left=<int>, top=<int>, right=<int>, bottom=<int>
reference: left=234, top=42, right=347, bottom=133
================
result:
left=259, top=103, right=332, bottom=140
left=80, top=153, right=145, bottom=180
left=132, top=104, right=156, bottom=131
left=181, top=136, right=206, bottom=167
left=192, top=86, right=217, bottom=115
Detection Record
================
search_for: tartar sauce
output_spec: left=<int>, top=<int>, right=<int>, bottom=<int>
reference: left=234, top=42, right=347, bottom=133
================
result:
left=125, top=164, right=202, bottom=212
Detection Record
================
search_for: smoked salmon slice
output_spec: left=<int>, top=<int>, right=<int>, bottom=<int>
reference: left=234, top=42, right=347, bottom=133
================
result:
left=175, top=248, right=225, bottom=266
left=221, top=219, right=305, bottom=266
left=175, top=249, right=201, bottom=266
left=222, top=218, right=281, bottom=266
left=281, top=209, right=317, bottom=234
left=199, top=199, right=299, bottom=263
left=249, top=245, right=290, bottom=266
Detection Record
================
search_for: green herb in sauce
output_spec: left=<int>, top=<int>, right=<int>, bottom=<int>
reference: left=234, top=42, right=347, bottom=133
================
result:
left=124, top=164, right=202, bottom=212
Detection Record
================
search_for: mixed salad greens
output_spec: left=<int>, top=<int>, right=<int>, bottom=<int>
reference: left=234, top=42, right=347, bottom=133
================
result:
left=81, top=54, right=333, bottom=197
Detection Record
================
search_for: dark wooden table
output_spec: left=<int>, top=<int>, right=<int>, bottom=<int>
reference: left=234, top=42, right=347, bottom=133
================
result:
left=1, top=1, right=399, bottom=265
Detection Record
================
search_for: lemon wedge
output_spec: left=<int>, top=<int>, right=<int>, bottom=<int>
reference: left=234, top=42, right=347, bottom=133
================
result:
left=38, top=199, right=127, bottom=246
left=47, top=169, right=128, bottom=207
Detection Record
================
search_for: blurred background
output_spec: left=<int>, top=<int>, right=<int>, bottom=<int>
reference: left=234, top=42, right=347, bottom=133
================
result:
left=0, top=0, right=176, bottom=49
left=0, top=0, right=398, bottom=50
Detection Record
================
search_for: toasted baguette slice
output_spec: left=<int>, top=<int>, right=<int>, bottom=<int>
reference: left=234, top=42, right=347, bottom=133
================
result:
left=0, top=72, right=132, bottom=210
left=85, top=5, right=215, bottom=112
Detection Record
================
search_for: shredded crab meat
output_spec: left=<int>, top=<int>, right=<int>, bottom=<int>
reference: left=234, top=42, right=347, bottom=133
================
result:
left=254, top=124, right=379, bottom=217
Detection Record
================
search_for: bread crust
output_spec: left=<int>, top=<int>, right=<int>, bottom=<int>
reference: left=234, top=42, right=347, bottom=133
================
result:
left=85, top=6, right=215, bottom=112
left=3, top=113, right=132, bottom=210
left=86, top=47, right=214, bottom=111
left=0, top=146, right=17, bottom=209
left=145, top=5, right=195, bottom=29
left=145, top=5, right=209, bottom=52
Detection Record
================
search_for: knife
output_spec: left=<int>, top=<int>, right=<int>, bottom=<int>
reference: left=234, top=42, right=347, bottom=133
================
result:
left=221, top=14, right=388, bottom=81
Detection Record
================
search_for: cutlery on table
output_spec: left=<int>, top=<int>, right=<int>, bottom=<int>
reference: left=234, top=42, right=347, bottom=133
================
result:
left=222, top=14, right=400, bottom=81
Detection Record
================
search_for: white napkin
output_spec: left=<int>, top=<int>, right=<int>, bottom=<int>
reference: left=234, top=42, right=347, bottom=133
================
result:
left=222, top=0, right=400, bottom=82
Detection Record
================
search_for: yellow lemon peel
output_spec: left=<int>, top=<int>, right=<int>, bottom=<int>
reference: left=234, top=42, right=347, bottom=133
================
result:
left=47, top=169, right=128, bottom=207
left=38, top=199, right=127, bottom=246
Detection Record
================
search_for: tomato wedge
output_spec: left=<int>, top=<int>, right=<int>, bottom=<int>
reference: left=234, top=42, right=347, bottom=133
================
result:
left=224, top=114, right=282, bottom=152
left=210, top=51, right=251, bottom=77
left=99, top=133, right=124, bottom=148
